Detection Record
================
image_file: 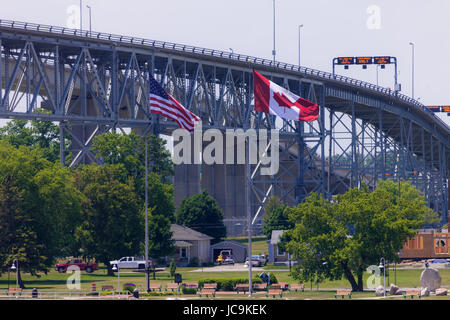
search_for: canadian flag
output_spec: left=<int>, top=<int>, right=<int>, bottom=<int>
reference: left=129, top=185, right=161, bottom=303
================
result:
left=253, top=70, right=319, bottom=122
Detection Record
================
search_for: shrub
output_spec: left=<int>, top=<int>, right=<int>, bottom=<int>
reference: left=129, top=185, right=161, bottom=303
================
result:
left=123, top=283, right=136, bottom=293
left=169, top=259, right=177, bottom=277
left=181, top=286, right=197, bottom=295
left=198, top=277, right=262, bottom=291
left=187, top=257, right=199, bottom=267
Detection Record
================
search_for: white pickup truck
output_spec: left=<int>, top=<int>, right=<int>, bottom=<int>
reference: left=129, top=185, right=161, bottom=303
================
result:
left=109, top=256, right=151, bottom=270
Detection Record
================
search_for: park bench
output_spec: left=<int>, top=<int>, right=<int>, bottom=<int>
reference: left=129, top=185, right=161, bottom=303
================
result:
left=203, top=283, right=218, bottom=289
left=290, top=284, right=305, bottom=292
left=266, top=289, right=283, bottom=298
left=253, top=283, right=267, bottom=291
left=149, top=283, right=162, bottom=292
left=269, top=283, right=285, bottom=290
left=334, top=289, right=352, bottom=299
left=8, top=288, right=22, bottom=296
left=166, top=283, right=179, bottom=292
left=235, top=284, right=250, bottom=293
left=101, top=285, right=115, bottom=292
left=199, top=288, right=216, bottom=298
left=402, top=290, right=421, bottom=299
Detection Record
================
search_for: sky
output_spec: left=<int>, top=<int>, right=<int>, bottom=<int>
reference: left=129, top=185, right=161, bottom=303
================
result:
left=2, top=0, right=450, bottom=126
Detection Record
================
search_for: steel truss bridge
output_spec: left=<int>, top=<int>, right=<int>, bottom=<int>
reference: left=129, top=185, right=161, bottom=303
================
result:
left=0, top=20, right=448, bottom=235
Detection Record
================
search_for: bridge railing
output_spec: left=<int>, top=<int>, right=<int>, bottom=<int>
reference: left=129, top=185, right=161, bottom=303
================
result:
left=0, top=19, right=448, bottom=132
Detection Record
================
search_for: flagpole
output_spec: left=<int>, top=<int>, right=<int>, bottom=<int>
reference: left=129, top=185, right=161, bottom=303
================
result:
left=247, top=136, right=252, bottom=297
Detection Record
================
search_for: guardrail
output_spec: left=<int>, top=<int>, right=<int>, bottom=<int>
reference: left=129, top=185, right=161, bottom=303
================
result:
left=0, top=19, right=448, bottom=132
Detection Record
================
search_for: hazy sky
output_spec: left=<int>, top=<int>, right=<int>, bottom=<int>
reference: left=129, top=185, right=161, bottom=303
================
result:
left=2, top=0, right=450, bottom=125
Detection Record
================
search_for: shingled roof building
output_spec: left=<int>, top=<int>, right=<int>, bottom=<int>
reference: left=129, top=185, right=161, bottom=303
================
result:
left=170, top=224, right=213, bottom=266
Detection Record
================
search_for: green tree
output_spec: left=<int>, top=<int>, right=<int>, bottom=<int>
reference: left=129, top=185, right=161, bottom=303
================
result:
left=147, top=210, right=175, bottom=261
left=91, top=132, right=175, bottom=221
left=91, top=132, right=174, bottom=182
left=0, top=111, right=72, bottom=163
left=74, top=164, right=143, bottom=275
left=285, top=180, right=430, bottom=292
left=0, top=141, right=84, bottom=287
left=262, top=196, right=293, bottom=239
left=176, top=190, right=226, bottom=243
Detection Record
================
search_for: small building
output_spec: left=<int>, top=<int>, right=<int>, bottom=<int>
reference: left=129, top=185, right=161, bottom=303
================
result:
left=399, top=230, right=450, bottom=260
left=170, top=224, right=213, bottom=266
left=210, top=240, right=248, bottom=263
left=268, top=230, right=290, bottom=265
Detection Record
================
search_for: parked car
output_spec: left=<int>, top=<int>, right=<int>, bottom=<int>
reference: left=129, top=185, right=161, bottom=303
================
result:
left=55, top=258, right=98, bottom=273
left=216, top=250, right=234, bottom=265
left=109, top=256, right=151, bottom=270
left=244, top=255, right=266, bottom=267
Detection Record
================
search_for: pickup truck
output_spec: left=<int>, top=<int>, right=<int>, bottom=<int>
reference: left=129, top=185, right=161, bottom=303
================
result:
left=109, top=256, right=151, bottom=270
left=55, top=258, right=98, bottom=273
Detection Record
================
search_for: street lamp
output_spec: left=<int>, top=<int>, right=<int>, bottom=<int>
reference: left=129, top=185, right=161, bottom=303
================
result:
left=86, top=5, right=92, bottom=37
left=272, top=0, right=276, bottom=64
left=10, top=260, right=18, bottom=298
left=111, top=264, right=120, bottom=299
left=298, top=24, right=303, bottom=66
left=378, top=257, right=386, bottom=297
left=79, top=0, right=83, bottom=35
left=409, top=42, right=415, bottom=99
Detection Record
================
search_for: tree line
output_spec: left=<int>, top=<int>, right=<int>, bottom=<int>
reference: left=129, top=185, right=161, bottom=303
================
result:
left=0, top=119, right=226, bottom=287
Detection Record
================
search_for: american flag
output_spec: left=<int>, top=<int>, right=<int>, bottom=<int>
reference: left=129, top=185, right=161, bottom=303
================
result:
left=149, top=76, right=201, bottom=133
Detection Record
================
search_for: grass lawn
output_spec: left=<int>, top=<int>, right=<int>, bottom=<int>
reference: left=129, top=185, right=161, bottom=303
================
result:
left=1, top=264, right=450, bottom=300
left=226, top=236, right=268, bottom=255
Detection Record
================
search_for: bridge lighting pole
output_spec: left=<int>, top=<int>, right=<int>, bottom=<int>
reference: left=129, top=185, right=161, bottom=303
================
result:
left=79, top=0, right=83, bottom=35
left=272, top=0, right=276, bottom=64
left=246, top=137, right=252, bottom=297
left=409, top=42, right=415, bottom=99
left=298, top=24, right=303, bottom=66
left=145, top=133, right=150, bottom=293
left=86, top=5, right=92, bottom=37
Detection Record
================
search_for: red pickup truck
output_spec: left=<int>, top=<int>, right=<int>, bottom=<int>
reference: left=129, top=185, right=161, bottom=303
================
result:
left=55, top=258, right=98, bottom=273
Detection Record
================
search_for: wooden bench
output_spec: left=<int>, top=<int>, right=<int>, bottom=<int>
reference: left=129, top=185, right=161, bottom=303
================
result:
left=101, top=285, right=115, bottom=292
left=149, top=283, right=162, bottom=292
left=269, top=283, right=284, bottom=290
left=253, top=283, right=267, bottom=291
left=290, top=284, right=305, bottom=292
left=166, top=283, right=179, bottom=292
left=403, top=290, right=421, bottom=299
left=203, top=283, right=218, bottom=289
left=266, top=289, right=283, bottom=298
left=235, top=284, right=249, bottom=293
left=199, top=288, right=216, bottom=298
left=334, top=289, right=352, bottom=299
left=8, top=288, right=22, bottom=295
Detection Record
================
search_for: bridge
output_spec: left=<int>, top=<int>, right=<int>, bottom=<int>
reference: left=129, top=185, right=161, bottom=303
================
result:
left=0, top=19, right=448, bottom=236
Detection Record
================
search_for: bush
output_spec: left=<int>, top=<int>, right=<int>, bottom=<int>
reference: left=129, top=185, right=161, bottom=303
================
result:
left=181, top=286, right=197, bottom=295
left=169, top=259, right=177, bottom=277
left=140, top=291, right=177, bottom=297
left=123, top=283, right=136, bottom=293
left=187, top=257, right=199, bottom=267
left=198, top=277, right=262, bottom=291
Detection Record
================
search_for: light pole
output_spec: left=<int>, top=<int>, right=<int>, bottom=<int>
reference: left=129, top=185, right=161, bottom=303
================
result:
left=298, top=24, right=303, bottom=66
left=145, top=133, right=150, bottom=293
left=10, top=260, right=18, bottom=298
left=112, top=264, right=120, bottom=298
left=86, top=5, right=92, bottom=36
left=379, top=257, right=386, bottom=297
left=272, top=0, right=276, bottom=64
left=409, top=42, right=415, bottom=99
left=246, top=137, right=252, bottom=297
left=79, top=0, right=83, bottom=35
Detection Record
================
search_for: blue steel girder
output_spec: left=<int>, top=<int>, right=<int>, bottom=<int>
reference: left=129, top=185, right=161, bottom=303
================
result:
left=0, top=20, right=448, bottom=225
